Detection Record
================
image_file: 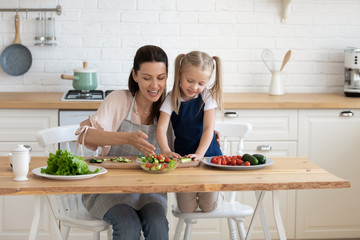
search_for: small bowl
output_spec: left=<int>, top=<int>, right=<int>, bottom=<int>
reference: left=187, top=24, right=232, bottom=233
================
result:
left=136, top=158, right=178, bottom=174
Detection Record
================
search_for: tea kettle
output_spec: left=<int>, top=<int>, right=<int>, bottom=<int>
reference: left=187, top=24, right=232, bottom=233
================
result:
left=61, top=61, right=98, bottom=91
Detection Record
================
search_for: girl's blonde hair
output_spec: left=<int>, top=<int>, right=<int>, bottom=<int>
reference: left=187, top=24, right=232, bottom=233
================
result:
left=171, top=51, right=223, bottom=114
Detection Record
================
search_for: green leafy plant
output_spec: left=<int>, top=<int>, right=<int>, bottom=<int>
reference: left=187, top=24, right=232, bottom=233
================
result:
left=41, top=150, right=99, bottom=175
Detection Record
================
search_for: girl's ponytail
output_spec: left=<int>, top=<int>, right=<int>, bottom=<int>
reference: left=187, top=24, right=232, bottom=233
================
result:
left=210, top=56, right=223, bottom=113
left=171, top=54, right=186, bottom=114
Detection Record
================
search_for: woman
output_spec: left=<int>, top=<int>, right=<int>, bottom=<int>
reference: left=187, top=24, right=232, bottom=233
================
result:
left=76, top=45, right=169, bottom=240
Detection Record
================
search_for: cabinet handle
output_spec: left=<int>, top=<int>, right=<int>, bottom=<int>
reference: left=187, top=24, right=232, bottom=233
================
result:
left=339, top=110, right=354, bottom=117
left=257, top=144, right=272, bottom=151
left=224, top=111, right=238, bottom=118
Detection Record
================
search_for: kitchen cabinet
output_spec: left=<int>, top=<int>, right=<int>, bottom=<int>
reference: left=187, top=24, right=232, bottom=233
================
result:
left=0, top=109, right=58, bottom=240
left=297, top=109, right=360, bottom=239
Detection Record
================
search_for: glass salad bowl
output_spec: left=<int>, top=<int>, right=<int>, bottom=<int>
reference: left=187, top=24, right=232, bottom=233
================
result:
left=136, top=154, right=178, bottom=174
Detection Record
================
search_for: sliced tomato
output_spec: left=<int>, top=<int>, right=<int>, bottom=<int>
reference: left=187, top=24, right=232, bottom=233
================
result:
left=145, top=163, right=152, bottom=168
left=165, top=157, right=171, bottom=163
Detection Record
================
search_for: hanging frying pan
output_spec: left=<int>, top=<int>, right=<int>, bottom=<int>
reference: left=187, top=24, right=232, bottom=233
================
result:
left=0, top=14, right=32, bottom=76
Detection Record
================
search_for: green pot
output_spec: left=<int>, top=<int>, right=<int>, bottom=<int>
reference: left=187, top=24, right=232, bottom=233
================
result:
left=61, top=61, right=98, bottom=91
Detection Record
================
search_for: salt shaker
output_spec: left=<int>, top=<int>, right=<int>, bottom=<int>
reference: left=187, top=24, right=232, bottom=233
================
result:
left=9, top=144, right=30, bottom=181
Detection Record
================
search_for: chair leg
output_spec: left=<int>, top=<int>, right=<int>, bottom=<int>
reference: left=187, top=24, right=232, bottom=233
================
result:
left=93, top=231, right=101, bottom=240
left=173, top=218, right=185, bottom=240
left=227, top=218, right=238, bottom=240
left=183, top=219, right=197, bottom=240
left=60, top=225, right=71, bottom=240
left=235, top=217, right=246, bottom=240
left=106, top=226, right=112, bottom=240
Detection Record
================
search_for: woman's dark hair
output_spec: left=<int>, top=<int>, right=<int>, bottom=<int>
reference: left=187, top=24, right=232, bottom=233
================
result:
left=128, top=45, right=168, bottom=122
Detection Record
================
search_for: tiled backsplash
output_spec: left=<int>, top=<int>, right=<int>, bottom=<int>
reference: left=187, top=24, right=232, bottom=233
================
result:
left=0, top=0, right=359, bottom=93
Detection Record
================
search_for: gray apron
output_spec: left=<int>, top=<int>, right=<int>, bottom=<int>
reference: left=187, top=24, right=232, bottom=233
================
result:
left=82, top=96, right=167, bottom=219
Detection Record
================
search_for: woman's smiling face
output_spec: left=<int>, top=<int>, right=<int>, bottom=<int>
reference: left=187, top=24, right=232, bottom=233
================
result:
left=133, top=62, right=168, bottom=103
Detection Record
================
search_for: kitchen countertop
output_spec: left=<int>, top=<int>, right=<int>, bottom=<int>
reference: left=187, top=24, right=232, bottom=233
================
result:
left=1, top=92, right=360, bottom=110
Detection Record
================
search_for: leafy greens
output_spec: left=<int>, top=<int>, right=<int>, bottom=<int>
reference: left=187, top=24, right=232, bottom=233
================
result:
left=41, top=150, right=99, bottom=175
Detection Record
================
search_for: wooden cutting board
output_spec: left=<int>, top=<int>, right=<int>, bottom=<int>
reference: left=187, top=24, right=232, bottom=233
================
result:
left=86, top=156, right=201, bottom=169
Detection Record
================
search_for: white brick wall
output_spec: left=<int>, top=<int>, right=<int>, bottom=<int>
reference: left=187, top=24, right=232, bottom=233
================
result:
left=0, top=0, right=359, bottom=94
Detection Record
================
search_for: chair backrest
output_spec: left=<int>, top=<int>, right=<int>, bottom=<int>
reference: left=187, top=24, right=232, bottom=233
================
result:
left=215, top=122, right=252, bottom=156
left=215, top=122, right=252, bottom=202
left=36, top=125, right=86, bottom=223
left=36, top=125, right=82, bottom=156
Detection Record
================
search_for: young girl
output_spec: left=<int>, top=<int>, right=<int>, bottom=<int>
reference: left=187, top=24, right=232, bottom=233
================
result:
left=156, top=51, right=223, bottom=213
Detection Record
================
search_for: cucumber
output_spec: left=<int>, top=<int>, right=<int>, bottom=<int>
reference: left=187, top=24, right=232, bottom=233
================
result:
left=242, top=153, right=258, bottom=165
left=253, top=154, right=266, bottom=164
left=180, top=158, right=192, bottom=163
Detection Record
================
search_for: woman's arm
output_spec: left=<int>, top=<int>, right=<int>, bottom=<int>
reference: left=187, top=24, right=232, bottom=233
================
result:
left=186, top=108, right=217, bottom=161
left=78, top=118, right=156, bottom=156
left=156, top=112, right=181, bottom=158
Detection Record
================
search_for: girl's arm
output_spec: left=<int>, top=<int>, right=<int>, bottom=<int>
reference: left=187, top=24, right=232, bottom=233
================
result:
left=79, top=120, right=156, bottom=156
left=156, top=112, right=181, bottom=158
left=187, top=108, right=216, bottom=161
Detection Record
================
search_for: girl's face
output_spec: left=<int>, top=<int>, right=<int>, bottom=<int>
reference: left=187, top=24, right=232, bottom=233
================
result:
left=180, top=66, right=211, bottom=101
left=132, top=62, right=167, bottom=103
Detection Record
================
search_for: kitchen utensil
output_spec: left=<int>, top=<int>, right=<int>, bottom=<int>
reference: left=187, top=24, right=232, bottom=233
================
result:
left=269, top=70, right=287, bottom=95
left=9, top=144, right=30, bottom=181
left=262, top=49, right=275, bottom=71
left=61, top=61, right=98, bottom=91
left=280, top=50, right=292, bottom=71
left=0, top=14, right=32, bottom=76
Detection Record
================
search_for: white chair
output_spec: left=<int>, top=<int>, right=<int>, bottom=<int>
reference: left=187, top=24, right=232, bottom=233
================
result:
left=35, top=125, right=112, bottom=240
left=172, top=122, right=254, bottom=240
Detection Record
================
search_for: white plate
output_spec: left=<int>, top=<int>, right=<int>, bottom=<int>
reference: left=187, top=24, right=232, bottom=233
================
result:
left=202, top=157, right=274, bottom=170
left=32, top=165, right=107, bottom=180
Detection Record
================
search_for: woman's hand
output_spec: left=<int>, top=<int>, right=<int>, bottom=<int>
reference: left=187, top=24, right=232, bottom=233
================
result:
left=128, top=131, right=156, bottom=156
left=214, top=129, right=221, bottom=147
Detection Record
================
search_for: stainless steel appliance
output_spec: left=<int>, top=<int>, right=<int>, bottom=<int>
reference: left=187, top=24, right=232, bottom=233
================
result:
left=61, top=89, right=113, bottom=101
left=344, top=47, right=360, bottom=97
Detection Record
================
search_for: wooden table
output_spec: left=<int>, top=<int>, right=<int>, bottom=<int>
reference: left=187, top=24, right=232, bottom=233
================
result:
left=0, top=156, right=350, bottom=240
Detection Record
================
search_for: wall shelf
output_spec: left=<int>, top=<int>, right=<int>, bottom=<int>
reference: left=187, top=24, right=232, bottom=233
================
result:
left=0, top=5, right=62, bottom=16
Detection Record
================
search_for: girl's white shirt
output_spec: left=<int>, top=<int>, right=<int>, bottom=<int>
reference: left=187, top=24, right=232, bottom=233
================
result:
left=160, top=87, right=218, bottom=115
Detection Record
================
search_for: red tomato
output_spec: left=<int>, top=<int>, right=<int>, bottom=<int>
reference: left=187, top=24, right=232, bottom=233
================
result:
left=236, top=159, right=243, bottom=165
left=145, top=163, right=152, bottom=168
left=221, top=159, right=227, bottom=165
left=237, top=155, right=242, bottom=159
left=156, top=155, right=163, bottom=160
left=244, top=161, right=251, bottom=166
left=165, top=157, right=171, bottom=163
left=230, top=159, right=237, bottom=166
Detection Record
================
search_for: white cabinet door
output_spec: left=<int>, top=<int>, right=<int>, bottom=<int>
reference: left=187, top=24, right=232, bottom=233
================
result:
left=0, top=109, right=58, bottom=240
left=297, top=109, right=360, bottom=239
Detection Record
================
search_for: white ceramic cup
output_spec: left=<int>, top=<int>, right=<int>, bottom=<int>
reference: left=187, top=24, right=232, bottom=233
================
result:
left=269, top=70, right=287, bottom=96
left=9, top=144, right=30, bottom=181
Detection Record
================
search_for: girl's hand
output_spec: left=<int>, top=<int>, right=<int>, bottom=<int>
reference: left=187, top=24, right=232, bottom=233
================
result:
left=185, top=153, right=204, bottom=162
left=164, top=151, right=181, bottom=159
left=128, top=131, right=156, bottom=156
left=214, top=129, right=221, bottom=147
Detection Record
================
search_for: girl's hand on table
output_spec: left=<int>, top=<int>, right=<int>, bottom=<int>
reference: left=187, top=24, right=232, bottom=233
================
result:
left=164, top=151, right=181, bottom=159
left=128, top=131, right=156, bottom=156
left=185, top=153, right=204, bottom=162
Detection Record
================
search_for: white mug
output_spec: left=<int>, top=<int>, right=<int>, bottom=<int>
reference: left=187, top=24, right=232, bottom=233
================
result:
left=9, top=144, right=30, bottom=181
